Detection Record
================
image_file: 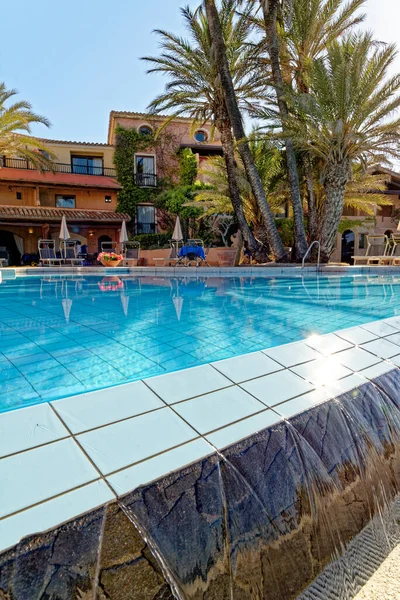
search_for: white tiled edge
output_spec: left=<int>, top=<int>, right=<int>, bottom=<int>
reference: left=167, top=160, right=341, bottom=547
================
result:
left=1, top=315, right=400, bottom=554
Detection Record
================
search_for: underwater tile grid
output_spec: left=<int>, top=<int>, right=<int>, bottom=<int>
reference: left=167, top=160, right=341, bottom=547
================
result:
left=1, top=315, right=400, bottom=557
left=2, top=272, right=400, bottom=412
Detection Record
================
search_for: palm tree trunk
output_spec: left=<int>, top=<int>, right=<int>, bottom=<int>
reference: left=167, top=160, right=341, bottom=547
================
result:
left=218, top=119, right=269, bottom=261
left=304, top=154, right=318, bottom=241
left=320, top=161, right=349, bottom=262
left=260, top=0, right=308, bottom=261
left=204, top=0, right=287, bottom=262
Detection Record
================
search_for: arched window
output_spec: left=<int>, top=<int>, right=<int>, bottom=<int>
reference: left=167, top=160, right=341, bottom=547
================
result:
left=138, top=125, right=153, bottom=136
left=194, top=130, right=208, bottom=143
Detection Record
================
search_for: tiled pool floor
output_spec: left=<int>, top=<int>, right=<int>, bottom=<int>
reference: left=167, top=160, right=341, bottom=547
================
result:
left=1, top=273, right=400, bottom=411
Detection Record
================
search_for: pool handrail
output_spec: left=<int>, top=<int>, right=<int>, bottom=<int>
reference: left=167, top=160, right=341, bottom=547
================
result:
left=302, top=241, right=321, bottom=270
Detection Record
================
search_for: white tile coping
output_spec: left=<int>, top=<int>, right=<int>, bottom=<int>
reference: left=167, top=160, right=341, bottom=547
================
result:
left=4, top=264, right=400, bottom=279
left=1, top=315, right=400, bottom=554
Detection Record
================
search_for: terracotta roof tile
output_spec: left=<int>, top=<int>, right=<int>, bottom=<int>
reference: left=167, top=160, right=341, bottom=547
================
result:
left=0, top=205, right=130, bottom=223
left=38, top=137, right=113, bottom=147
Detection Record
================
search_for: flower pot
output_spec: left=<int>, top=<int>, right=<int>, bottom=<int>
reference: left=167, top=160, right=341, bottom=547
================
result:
left=100, top=260, right=122, bottom=268
left=216, top=248, right=237, bottom=267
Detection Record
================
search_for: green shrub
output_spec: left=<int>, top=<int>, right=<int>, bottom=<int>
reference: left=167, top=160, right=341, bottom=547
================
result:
left=130, top=233, right=172, bottom=249
left=275, top=218, right=294, bottom=247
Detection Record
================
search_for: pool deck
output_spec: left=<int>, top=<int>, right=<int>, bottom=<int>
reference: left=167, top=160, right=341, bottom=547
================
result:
left=1, top=311, right=400, bottom=554
left=2, top=263, right=400, bottom=278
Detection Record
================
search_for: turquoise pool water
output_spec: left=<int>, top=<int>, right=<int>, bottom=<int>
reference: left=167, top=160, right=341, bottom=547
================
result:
left=1, top=273, right=400, bottom=412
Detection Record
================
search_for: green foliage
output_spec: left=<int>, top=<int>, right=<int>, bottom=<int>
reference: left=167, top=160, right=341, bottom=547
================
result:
left=338, top=218, right=375, bottom=234
left=0, top=82, right=54, bottom=169
left=129, top=233, right=172, bottom=249
left=113, top=125, right=159, bottom=219
left=275, top=219, right=295, bottom=247
left=155, top=183, right=205, bottom=221
left=179, top=148, right=197, bottom=186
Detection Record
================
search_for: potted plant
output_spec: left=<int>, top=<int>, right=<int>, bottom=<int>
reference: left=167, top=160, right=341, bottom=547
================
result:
left=97, top=252, right=123, bottom=267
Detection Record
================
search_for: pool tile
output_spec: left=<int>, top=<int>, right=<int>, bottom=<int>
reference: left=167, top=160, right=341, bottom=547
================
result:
left=334, top=347, right=381, bottom=371
left=0, top=479, right=114, bottom=553
left=382, top=316, right=400, bottom=331
left=240, top=370, right=314, bottom=407
left=325, top=373, right=367, bottom=396
left=211, top=351, right=283, bottom=383
left=359, top=362, right=396, bottom=380
left=262, top=342, right=322, bottom=367
left=336, top=326, right=378, bottom=345
left=0, top=438, right=98, bottom=519
left=360, top=320, right=397, bottom=337
left=205, top=409, right=282, bottom=450
left=304, top=333, right=353, bottom=355
left=360, top=338, right=400, bottom=359
left=144, top=364, right=232, bottom=404
left=274, top=395, right=316, bottom=419
left=174, top=387, right=265, bottom=435
left=107, top=438, right=214, bottom=495
left=385, top=332, right=400, bottom=348
left=0, top=404, right=68, bottom=458
left=291, top=356, right=353, bottom=387
left=52, top=380, right=164, bottom=433
left=77, top=407, right=197, bottom=475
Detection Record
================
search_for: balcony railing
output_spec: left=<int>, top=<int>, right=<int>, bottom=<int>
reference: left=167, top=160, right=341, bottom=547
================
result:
left=135, top=173, right=157, bottom=187
left=0, top=156, right=117, bottom=178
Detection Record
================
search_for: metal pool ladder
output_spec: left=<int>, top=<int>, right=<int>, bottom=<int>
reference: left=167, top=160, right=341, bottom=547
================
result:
left=302, top=241, right=321, bottom=271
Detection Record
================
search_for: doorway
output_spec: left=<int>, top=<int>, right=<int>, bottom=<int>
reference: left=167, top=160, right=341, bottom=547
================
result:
left=0, top=230, right=22, bottom=266
left=98, top=235, right=112, bottom=253
left=341, top=229, right=355, bottom=264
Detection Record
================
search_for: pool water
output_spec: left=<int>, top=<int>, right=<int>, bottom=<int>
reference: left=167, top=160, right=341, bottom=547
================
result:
left=1, top=273, right=400, bottom=412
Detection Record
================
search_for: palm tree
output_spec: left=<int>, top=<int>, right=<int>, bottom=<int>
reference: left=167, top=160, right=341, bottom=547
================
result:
left=203, top=0, right=287, bottom=260
left=0, top=83, right=53, bottom=169
left=281, top=0, right=366, bottom=240
left=256, top=0, right=308, bottom=260
left=195, top=136, right=287, bottom=246
left=287, top=33, right=400, bottom=261
left=143, top=2, right=277, bottom=260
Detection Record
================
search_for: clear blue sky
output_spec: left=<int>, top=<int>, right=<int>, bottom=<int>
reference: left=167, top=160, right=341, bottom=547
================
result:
left=1, top=0, right=398, bottom=144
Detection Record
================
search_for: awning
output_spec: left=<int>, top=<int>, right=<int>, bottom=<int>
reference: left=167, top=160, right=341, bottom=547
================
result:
left=0, top=205, right=130, bottom=223
left=0, top=168, right=121, bottom=190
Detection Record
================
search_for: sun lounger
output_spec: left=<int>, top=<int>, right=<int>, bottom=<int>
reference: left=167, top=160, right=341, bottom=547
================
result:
left=179, top=239, right=209, bottom=267
left=154, top=241, right=183, bottom=267
left=121, top=241, right=140, bottom=266
left=101, top=241, right=118, bottom=252
left=61, top=240, right=84, bottom=266
left=38, top=239, right=64, bottom=267
left=352, top=235, right=390, bottom=265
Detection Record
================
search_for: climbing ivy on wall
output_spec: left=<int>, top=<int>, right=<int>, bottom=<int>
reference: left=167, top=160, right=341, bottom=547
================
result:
left=179, top=148, right=197, bottom=186
left=113, top=125, right=160, bottom=221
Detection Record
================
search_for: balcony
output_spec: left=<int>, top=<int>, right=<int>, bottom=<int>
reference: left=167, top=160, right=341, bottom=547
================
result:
left=0, top=157, right=117, bottom=178
left=135, top=173, right=157, bottom=187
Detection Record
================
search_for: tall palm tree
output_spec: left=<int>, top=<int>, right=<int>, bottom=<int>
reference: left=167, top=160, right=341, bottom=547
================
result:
left=257, top=0, right=308, bottom=260
left=281, top=0, right=366, bottom=240
left=203, top=0, right=287, bottom=260
left=287, top=33, right=400, bottom=261
left=0, top=83, right=53, bottom=169
left=143, top=2, right=275, bottom=260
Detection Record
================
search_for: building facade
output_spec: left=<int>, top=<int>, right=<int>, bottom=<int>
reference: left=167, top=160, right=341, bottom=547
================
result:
left=1, top=109, right=399, bottom=265
left=108, top=111, right=223, bottom=235
left=0, top=138, right=129, bottom=265
left=330, top=169, right=400, bottom=263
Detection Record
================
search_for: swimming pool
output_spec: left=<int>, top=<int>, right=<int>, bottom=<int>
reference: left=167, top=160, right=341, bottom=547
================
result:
left=0, top=273, right=400, bottom=412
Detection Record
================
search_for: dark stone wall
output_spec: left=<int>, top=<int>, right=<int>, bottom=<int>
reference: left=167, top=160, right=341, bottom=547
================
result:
left=2, top=370, right=400, bottom=599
